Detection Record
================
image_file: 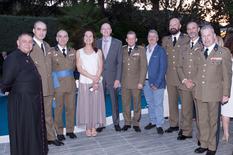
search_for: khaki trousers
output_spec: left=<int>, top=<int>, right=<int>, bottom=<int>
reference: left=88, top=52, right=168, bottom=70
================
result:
left=180, top=90, right=194, bottom=136
left=122, top=88, right=141, bottom=126
left=44, top=96, right=56, bottom=141
left=54, top=92, right=75, bottom=134
left=196, top=99, right=220, bottom=151
left=167, top=84, right=181, bottom=127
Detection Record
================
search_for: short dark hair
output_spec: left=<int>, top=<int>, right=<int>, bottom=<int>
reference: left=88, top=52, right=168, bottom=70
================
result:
left=18, top=32, right=32, bottom=40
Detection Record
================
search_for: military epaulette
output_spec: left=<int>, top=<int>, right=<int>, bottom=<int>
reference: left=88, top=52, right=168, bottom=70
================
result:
left=54, top=46, right=59, bottom=51
left=194, top=44, right=204, bottom=52
left=181, top=33, right=188, bottom=37
left=197, top=37, right=203, bottom=44
left=32, top=40, right=36, bottom=47
left=214, top=44, right=220, bottom=53
left=134, top=45, right=139, bottom=50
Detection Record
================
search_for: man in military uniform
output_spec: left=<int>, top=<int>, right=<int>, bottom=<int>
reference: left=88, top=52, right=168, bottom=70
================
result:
left=193, top=25, right=232, bottom=155
left=177, top=21, right=202, bottom=141
left=50, top=30, right=77, bottom=141
left=30, top=21, right=64, bottom=146
left=162, top=18, right=189, bottom=133
left=121, top=31, right=147, bottom=132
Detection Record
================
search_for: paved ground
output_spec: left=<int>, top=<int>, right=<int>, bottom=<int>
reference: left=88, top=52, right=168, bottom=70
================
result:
left=1, top=114, right=233, bottom=155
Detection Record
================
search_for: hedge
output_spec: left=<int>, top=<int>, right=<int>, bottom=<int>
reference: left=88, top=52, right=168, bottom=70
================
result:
left=0, top=15, right=58, bottom=53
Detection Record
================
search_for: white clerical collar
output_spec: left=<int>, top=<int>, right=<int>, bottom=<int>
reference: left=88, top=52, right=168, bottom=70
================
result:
left=33, top=37, right=43, bottom=47
left=58, top=45, right=67, bottom=53
left=172, top=31, right=181, bottom=41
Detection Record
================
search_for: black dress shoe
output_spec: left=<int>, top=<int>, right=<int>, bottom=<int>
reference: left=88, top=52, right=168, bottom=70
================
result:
left=57, top=134, right=66, bottom=141
left=156, top=127, right=164, bottom=135
left=114, top=124, right=121, bottom=131
left=206, top=150, right=216, bottom=155
left=177, top=135, right=192, bottom=140
left=194, top=147, right=208, bottom=153
left=178, top=129, right=183, bottom=136
left=48, top=140, right=64, bottom=146
left=66, top=132, right=77, bottom=139
left=96, top=127, right=105, bottom=132
left=133, top=126, right=141, bottom=132
left=165, top=126, right=179, bottom=133
left=197, top=140, right=201, bottom=146
left=144, top=123, right=156, bottom=130
left=122, top=125, right=131, bottom=131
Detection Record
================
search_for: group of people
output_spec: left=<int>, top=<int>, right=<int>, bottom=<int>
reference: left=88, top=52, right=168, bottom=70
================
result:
left=0, top=17, right=233, bottom=155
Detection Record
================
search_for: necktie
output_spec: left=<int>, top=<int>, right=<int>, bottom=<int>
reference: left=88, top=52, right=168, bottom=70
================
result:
left=173, top=37, right=176, bottom=47
left=41, top=43, right=46, bottom=56
left=103, top=39, right=108, bottom=59
left=204, top=48, right=208, bottom=59
left=62, top=48, right=66, bottom=57
left=128, top=47, right=132, bottom=56
left=191, top=42, right=194, bottom=49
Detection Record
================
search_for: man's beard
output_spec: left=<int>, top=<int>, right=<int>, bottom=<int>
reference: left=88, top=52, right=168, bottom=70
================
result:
left=169, top=28, right=179, bottom=35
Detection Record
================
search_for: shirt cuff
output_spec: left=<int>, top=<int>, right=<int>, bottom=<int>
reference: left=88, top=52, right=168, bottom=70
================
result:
left=182, top=78, right=187, bottom=84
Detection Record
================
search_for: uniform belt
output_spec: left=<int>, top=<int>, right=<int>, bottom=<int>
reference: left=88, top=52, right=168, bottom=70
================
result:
left=52, top=69, right=73, bottom=88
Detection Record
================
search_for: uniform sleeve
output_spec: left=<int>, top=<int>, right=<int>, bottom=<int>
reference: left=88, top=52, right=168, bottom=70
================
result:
left=176, top=46, right=187, bottom=82
left=139, top=48, right=147, bottom=85
left=222, top=48, right=232, bottom=96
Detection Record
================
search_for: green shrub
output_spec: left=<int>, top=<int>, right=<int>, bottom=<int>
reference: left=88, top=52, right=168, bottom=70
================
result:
left=0, top=15, right=58, bottom=52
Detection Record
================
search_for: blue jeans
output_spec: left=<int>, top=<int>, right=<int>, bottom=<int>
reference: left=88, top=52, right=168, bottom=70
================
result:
left=143, top=80, right=164, bottom=127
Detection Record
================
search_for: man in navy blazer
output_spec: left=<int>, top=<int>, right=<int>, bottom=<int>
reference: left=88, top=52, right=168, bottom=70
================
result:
left=143, top=29, right=168, bottom=134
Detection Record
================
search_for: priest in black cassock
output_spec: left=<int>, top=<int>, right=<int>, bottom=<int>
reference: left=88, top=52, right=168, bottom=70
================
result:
left=0, top=33, right=48, bottom=155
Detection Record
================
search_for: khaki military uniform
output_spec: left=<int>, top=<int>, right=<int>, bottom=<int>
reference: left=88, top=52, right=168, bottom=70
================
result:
left=30, top=41, right=55, bottom=141
left=162, top=33, right=189, bottom=127
left=194, top=45, right=232, bottom=151
left=177, top=39, right=202, bottom=137
left=50, top=46, right=76, bottom=135
left=121, top=45, right=147, bottom=126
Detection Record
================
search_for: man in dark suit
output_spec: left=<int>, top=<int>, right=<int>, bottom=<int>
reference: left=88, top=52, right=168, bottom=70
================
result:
left=143, top=29, right=167, bottom=134
left=96, top=23, right=123, bottom=132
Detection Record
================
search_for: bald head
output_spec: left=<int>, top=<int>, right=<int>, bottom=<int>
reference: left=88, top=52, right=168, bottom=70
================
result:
left=33, top=21, right=47, bottom=41
left=100, top=23, right=112, bottom=38
left=17, top=33, right=33, bottom=54
left=56, top=29, right=69, bottom=47
left=169, top=18, right=181, bottom=35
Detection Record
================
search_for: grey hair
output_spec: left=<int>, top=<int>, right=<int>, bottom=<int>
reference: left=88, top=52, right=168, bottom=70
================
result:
left=200, top=24, right=215, bottom=34
left=148, top=29, right=159, bottom=38
left=33, top=20, right=47, bottom=29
